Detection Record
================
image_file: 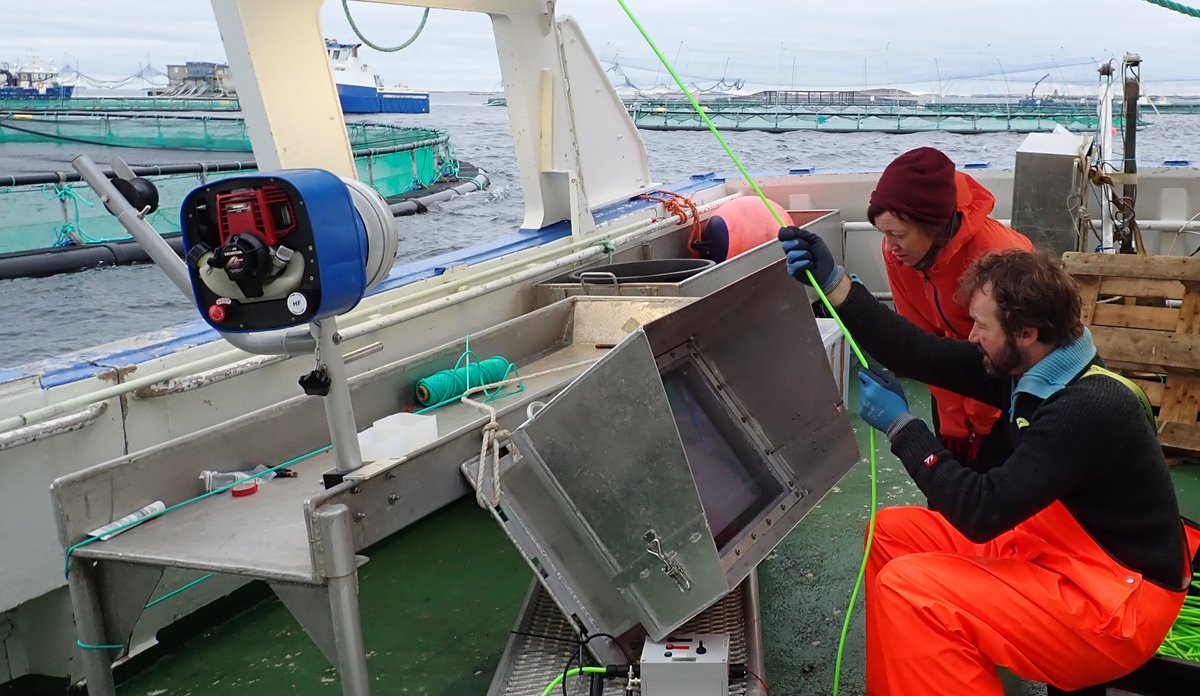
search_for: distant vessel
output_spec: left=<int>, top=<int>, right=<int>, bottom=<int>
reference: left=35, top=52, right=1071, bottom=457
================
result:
left=326, top=39, right=429, bottom=113
left=0, top=57, right=74, bottom=99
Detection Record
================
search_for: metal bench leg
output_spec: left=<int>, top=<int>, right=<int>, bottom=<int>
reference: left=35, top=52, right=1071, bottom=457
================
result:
left=66, top=558, right=117, bottom=696
left=318, top=504, right=371, bottom=696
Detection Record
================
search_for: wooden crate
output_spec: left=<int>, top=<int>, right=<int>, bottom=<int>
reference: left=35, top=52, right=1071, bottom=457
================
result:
left=1064, top=252, right=1200, bottom=454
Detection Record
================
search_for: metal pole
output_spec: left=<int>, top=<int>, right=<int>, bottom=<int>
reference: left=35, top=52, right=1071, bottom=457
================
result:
left=742, top=569, right=767, bottom=696
left=71, top=154, right=193, bottom=298
left=66, top=559, right=118, bottom=696
left=316, top=504, right=371, bottom=696
left=314, top=318, right=364, bottom=475
left=1121, top=54, right=1141, bottom=253
left=1098, top=63, right=1115, bottom=253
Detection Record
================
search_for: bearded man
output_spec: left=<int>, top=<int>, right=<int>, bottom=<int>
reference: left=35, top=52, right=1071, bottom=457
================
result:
left=778, top=231, right=1191, bottom=696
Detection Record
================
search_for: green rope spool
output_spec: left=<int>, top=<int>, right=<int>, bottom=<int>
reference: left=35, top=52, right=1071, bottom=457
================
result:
left=415, top=355, right=516, bottom=407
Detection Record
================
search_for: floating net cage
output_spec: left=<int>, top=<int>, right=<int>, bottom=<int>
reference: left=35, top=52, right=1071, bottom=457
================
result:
left=0, top=115, right=456, bottom=253
left=622, top=101, right=1136, bottom=134
left=0, top=97, right=241, bottom=112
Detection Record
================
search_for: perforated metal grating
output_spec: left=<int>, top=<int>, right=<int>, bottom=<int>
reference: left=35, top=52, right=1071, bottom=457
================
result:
left=490, top=581, right=753, bottom=695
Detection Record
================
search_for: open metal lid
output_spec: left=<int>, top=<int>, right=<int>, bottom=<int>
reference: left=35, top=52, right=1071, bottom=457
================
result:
left=496, top=264, right=859, bottom=641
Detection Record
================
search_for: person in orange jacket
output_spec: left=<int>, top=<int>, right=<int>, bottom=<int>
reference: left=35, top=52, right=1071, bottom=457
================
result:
left=778, top=236, right=1192, bottom=695
left=869, top=147, right=1032, bottom=468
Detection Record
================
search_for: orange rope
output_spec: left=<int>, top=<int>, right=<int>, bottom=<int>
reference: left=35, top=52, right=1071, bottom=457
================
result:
left=637, top=190, right=702, bottom=249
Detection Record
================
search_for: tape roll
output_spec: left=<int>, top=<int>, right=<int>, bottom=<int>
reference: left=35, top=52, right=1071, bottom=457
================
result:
left=231, top=479, right=259, bottom=497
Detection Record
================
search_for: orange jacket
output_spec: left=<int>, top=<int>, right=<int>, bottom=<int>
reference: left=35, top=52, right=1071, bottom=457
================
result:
left=883, top=171, right=1033, bottom=439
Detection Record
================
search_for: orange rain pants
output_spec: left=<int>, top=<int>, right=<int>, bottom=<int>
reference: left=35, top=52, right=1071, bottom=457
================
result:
left=865, top=503, right=1186, bottom=695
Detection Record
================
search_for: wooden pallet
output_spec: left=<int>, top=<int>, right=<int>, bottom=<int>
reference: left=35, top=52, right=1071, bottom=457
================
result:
left=1064, top=252, right=1200, bottom=455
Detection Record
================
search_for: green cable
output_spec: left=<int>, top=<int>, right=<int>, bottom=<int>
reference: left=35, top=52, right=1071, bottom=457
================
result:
left=615, top=2, right=878, bottom=694
left=538, top=666, right=607, bottom=696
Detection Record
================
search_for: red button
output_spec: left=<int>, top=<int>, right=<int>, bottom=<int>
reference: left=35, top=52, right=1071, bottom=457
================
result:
left=208, top=304, right=227, bottom=322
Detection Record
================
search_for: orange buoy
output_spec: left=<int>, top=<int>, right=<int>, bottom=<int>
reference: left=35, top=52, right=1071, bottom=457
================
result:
left=691, top=196, right=791, bottom=263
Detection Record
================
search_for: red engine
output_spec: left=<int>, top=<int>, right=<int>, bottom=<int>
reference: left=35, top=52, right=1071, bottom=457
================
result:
left=215, top=186, right=297, bottom=246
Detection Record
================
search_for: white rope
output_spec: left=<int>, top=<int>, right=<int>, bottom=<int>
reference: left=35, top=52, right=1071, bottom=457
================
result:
left=459, top=358, right=600, bottom=507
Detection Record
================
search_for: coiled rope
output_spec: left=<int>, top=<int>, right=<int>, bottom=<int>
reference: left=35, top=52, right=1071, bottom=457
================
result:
left=636, top=190, right=702, bottom=250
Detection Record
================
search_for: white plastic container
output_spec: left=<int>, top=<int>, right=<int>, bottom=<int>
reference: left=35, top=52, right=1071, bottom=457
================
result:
left=358, top=412, right=439, bottom=462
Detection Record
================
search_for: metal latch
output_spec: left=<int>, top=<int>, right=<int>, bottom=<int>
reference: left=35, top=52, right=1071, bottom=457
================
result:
left=643, top=530, right=692, bottom=593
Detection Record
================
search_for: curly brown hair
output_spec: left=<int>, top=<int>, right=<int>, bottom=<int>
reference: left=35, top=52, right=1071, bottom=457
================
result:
left=956, top=249, right=1083, bottom=348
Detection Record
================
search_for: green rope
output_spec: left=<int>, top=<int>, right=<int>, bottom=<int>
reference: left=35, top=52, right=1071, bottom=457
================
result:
left=615, top=4, right=878, bottom=695
left=144, top=573, right=216, bottom=609
left=1156, top=573, right=1200, bottom=661
left=413, top=336, right=523, bottom=413
left=76, top=640, right=125, bottom=651
left=77, top=571, right=215, bottom=650
left=341, top=0, right=430, bottom=52
left=592, top=239, right=616, bottom=264
left=1142, top=0, right=1200, bottom=18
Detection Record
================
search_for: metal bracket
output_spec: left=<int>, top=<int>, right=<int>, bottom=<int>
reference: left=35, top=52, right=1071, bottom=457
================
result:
left=270, top=582, right=340, bottom=666
left=95, top=562, right=165, bottom=654
left=643, top=529, right=692, bottom=593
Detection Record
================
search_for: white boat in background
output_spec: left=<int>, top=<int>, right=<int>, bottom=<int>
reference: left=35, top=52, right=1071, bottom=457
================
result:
left=0, top=57, right=74, bottom=99
left=325, top=39, right=429, bottom=113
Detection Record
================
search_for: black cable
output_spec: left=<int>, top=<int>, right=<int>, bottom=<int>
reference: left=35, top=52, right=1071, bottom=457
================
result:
left=561, top=631, right=633, bottom=696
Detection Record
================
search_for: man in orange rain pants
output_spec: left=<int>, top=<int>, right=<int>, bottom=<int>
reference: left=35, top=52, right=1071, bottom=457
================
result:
left=778, top=236, right=1191, bottom=695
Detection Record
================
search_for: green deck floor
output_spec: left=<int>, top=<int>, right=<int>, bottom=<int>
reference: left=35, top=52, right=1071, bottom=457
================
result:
left=113, top=378, right=1200, bottom=696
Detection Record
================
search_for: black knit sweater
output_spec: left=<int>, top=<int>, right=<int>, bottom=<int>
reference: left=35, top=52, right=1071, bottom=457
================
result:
left=839, top=282, right=1187, bottom=590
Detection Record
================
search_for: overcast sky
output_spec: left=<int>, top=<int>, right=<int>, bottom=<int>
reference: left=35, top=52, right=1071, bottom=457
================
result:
left=4, top=0, right=1199, bottom=95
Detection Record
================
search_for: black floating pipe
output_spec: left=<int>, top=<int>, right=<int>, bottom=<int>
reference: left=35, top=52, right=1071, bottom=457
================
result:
left=389, top=171, right=491, bottom=216
left=0, top=167, right=489, bottom=280
left=0, top=235, right=186, bottom=281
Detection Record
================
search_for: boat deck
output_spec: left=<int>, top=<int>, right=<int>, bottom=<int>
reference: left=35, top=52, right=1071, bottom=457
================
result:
left=103, top=379, right=1200, bottom=696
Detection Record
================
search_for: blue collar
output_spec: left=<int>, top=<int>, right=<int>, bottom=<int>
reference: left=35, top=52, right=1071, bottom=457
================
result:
left=1009, top=328, right=1097, bottom=420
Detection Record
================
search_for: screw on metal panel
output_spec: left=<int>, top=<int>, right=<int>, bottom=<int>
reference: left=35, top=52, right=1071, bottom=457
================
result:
left=353, top=512, right=366, bottom=521
left=387, top=494, right=400, bottom=505
left=765, top=518, right=773, bottom=526
left=350, top=486, right=361, bottom=494
left=385, top=471, right=397, bottom=480
left=751, top=533, right=758, bottom=540
left=734, top=549, right=741, bottom=556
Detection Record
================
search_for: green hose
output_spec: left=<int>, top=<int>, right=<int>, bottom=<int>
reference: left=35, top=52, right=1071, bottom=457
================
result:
left=614, top=3, right=879, bottom=694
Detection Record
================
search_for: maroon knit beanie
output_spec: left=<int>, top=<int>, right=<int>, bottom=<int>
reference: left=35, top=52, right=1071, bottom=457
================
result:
left=869, top=147, right=956, bottom=229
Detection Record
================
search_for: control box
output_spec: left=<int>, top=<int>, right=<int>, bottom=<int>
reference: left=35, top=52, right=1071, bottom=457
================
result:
left=640, top=633, right=729, bottom=696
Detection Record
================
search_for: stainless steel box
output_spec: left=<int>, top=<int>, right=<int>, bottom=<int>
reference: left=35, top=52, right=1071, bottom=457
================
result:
left=1012, top=131, right=1093, bottom=254
left=470, top=265, right=859, bottom=652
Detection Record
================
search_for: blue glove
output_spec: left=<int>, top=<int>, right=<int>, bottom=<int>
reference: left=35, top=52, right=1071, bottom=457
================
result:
left=778, top=226, right=845, bottom=293
left=857, top=365, right=912, bottom=436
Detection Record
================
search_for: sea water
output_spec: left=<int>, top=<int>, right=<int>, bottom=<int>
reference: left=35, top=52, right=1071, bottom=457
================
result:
left=2, top=91, right=1199, bottom=368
